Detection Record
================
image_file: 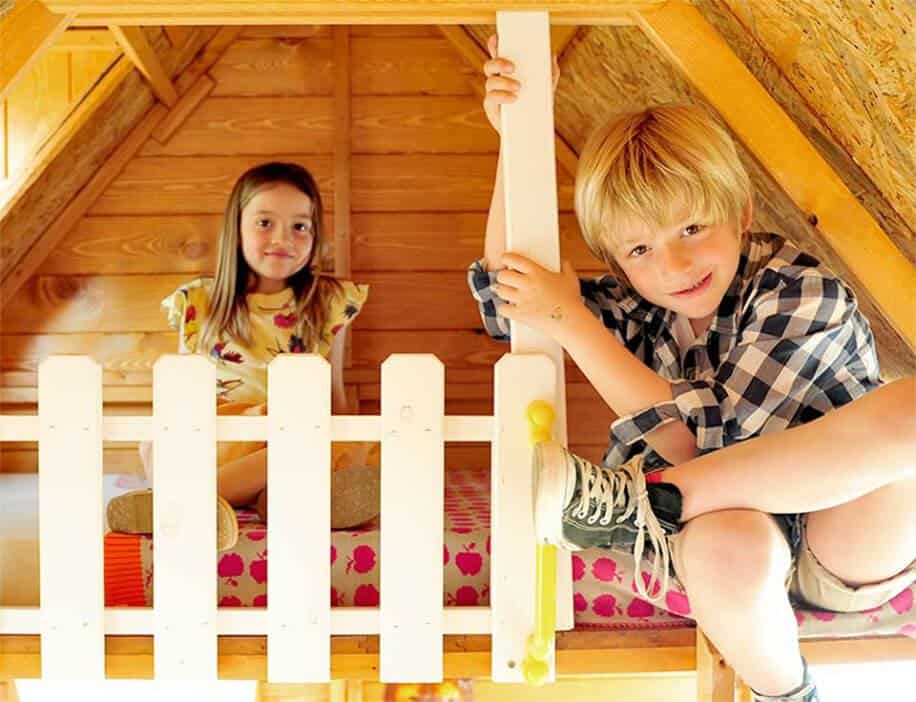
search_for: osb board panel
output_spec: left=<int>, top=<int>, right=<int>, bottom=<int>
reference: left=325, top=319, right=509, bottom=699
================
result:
left=693, top=1, right=916, bottom=269
left=86, top=154, right=575, bottom=215
left=716, top=0, right=915, bottom=253
left=209, top=37, right=476, bottom=97
left=36, top=213, right=601, bottom=275
left=137, top=96, right=497, bottom=156
left=500, top=22, right=914, bottom=379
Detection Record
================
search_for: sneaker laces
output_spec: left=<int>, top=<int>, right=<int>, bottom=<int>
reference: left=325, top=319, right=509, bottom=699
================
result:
left=571, top=454, right=671, bottom=604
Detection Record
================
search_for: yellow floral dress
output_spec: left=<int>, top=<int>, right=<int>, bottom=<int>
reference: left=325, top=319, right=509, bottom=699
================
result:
left=162, top=277, right=369, bottom=405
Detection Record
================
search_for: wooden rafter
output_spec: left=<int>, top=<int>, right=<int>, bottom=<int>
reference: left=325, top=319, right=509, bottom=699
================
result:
left=43, top=0, right=655, bottom=26
left=437, top=25, right=580, bottom=178
left=0, top=0, right=73, bottom=101
left=109, top=25, right=178, bottom=106
left=634, top=1, right=916, bottom=350
left=0, top=27, right=237, bottom=307
left=50, top=27, right=119, bottom=51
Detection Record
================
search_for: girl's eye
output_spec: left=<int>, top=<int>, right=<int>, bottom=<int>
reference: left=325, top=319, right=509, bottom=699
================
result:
left=684, top=224, right=705, bottom=236
left=628, top=245, right=649, bottom=258
left=257, top=219, right=271, bottom=228
left=294, top=222, right=312, bottom=233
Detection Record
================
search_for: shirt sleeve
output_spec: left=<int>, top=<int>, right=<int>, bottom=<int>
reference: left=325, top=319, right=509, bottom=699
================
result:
left=467, top=259, right=511, bottom=341
left=324, top=280, right=369, bottom=337
left=161, top=279, right=209, bottom=354
left=610, top=271, right=877, bottom=453
left=467, top=258, right=635, bottom=345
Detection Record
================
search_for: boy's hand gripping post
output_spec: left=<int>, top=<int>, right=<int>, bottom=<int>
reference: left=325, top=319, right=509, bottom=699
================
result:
left=521, top=399, right=557, bottom=686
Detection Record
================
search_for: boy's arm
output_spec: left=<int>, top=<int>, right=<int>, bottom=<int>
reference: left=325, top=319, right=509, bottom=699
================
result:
left=483, top=154, right=507, bottom=271
left=556, top=304, right=700, bottom=464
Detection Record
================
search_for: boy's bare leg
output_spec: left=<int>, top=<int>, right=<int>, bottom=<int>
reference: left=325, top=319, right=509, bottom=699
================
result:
left=805, top=475, right=916, bottom=585
left=677, top=509, right=804, bottom=696
left=661, top=377, right=916, bottom=520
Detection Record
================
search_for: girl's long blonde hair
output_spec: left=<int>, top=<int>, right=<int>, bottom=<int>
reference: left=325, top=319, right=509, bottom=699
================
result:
left=199, top=162, right=342, bottom=352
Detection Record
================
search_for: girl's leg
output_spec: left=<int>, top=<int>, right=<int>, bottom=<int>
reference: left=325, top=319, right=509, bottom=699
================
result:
left=805, top=475, right=916, bottom=586
left=218, top=447, right=268, bottom=506
left=675, top=509, right=804, bottom=696
left=663, top=377, right=916, bottom=521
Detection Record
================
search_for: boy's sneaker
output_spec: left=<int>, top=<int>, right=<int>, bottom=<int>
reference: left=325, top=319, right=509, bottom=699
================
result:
left=106, top=489, right=239, bottom=551
left=532, top=442, right=683, bottom=602
left=751, top=658, right=820, bottom=701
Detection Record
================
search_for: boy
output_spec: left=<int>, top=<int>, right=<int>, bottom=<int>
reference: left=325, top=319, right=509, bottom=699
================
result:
left=470, top=36, right=916, bottom=702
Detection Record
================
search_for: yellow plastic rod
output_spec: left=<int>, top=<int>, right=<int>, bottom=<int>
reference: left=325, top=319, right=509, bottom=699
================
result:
left=522, top=400, right=557, bottom=686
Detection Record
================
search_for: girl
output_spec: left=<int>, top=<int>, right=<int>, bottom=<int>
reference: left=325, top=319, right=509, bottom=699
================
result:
left=107, top=162, right=380, bottom=551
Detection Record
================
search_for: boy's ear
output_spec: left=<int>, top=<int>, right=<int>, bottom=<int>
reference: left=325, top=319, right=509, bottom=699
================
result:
left=741, top=194, right=754, bottom=232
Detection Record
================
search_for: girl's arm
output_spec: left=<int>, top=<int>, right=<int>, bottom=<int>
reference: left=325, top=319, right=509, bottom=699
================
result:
left=330, top=330, right=350, bottom=414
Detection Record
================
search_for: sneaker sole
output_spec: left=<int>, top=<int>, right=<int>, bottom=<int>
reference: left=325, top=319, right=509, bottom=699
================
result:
left=107, top=490, right=239, bottom=551
left=533, top=441, right=579, bottom=550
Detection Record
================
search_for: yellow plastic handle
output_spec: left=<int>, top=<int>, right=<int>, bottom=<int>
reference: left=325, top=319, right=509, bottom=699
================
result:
left=522, top=400, right=557, bottom=686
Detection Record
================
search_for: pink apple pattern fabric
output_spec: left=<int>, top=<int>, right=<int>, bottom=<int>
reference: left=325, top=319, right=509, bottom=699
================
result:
left=106, top=469, right=914, bottom=640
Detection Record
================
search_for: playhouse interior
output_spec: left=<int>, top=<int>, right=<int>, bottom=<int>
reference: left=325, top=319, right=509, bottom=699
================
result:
left=1, top=1, right=914, bottom=700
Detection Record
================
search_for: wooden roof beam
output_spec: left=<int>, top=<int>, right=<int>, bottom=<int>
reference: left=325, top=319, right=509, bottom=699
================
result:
left=438, top=25, right=580, bottom=178
left=0, top=0, right=73, bottom=101
left=634, top=1, right=916, bottom=350
left=0, top=27, right=234, bottom=307
left=109, top=25, right=178, bottom=106
left=43, top=0, right=654, bottom=26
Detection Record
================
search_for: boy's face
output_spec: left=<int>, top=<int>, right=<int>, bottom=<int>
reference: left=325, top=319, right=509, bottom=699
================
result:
left=611, top=209, right=745, bottom=322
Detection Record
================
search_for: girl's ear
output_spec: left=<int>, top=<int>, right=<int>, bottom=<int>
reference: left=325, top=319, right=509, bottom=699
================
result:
left=741, top=194, right=754, bottom=232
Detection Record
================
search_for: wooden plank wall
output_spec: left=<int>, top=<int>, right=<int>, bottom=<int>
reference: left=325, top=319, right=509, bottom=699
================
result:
left=0, top=30, right=119, bottom=188
left=0, top=25, right=613, bottom=474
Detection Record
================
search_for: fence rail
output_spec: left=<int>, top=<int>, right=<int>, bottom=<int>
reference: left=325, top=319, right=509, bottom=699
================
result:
left=0, top=353, right=572, bottom=683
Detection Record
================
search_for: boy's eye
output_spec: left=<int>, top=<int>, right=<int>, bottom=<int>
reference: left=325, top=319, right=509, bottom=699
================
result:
left=684, top=224, right=705, bottom=236
left=628, top=245, right=649, bottom=258
left=257, top=218, right=271, bottom=228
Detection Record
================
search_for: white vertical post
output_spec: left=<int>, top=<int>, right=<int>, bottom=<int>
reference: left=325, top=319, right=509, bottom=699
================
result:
left=38, top=356, right=105, bottom=679
left=496, top=10, right=574, bottom=633
left=380, top=355, right=445, bottom=682
left=267, top=355, right=331, bottom=682
left=153, top=355, right=217, bottom=679
left=491, top=354, right=557, bottom=682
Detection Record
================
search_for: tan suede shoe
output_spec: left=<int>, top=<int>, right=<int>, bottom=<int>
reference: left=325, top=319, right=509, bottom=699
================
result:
left=106, top=488, right=239, bottom=551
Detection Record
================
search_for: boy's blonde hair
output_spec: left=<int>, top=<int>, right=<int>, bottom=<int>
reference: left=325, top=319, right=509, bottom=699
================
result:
left=574, top=103, right=751, bottom=277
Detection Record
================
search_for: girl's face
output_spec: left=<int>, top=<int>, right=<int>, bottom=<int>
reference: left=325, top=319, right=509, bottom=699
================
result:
left=612, top=203, right=749, bottom=331
left=240, top=182, right=316, bottom=294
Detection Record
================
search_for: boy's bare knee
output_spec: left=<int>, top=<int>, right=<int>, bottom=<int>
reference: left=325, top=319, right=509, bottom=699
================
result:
left=679, top=510, right=791, bottom=601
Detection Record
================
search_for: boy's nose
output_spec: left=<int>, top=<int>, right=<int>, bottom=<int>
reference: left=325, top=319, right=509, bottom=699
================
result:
left=660, top=244, right=692, bottom=274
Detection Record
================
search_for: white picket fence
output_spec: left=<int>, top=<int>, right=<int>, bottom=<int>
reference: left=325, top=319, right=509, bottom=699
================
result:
left=0, top=353, right=573, bottom=683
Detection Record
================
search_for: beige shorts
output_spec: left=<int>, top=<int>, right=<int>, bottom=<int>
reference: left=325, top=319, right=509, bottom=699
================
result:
left=671, top=514, right=916, bottom=614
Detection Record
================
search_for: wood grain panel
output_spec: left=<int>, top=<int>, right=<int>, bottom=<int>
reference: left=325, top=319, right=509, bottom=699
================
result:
left=209, top=37, right=475, bottom=97
left=135, top=96, right=497, bottom=156
left=87, top=154, right=575, bottom=215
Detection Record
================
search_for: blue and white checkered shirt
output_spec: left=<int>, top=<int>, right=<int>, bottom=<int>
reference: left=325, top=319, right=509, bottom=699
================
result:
left=468, top=232, right=882, bottom=470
